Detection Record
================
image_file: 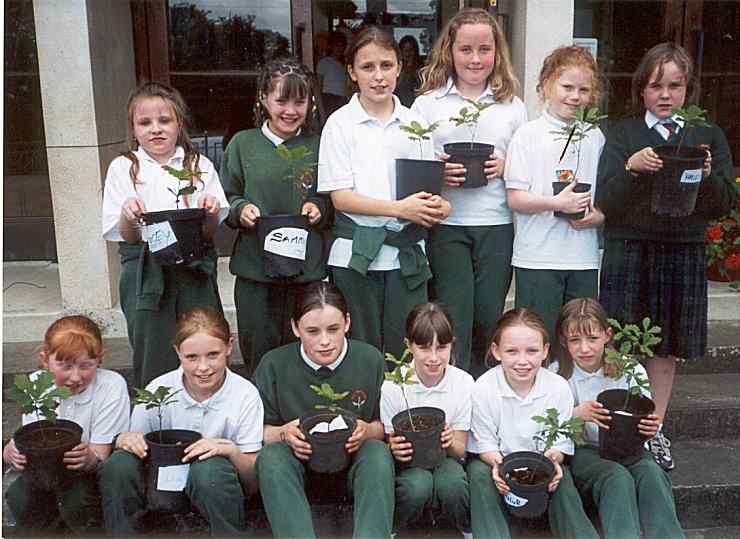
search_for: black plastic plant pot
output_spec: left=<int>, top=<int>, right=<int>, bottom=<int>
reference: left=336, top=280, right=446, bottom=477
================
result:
left=299, top=411, right=357, bottom=474
left=395, top=159, right=445, bottom=200
left=500, top=451, right=555, bottom=519
left=256, top=214, right=310, bottom=279
left=142, top=208, right=206, bottom=266
left=13, top=419, right=83, bottom=491
left=144, top=429, right=202, bottom=514
left=391, top=406, right=446, bottom=470
left=597, top=389, right=655, bottom=466
left=650, top=145, right=705, bottom=216
left=552, top=182, right=591, bottom=220
left=443, top=142, right=495, bottom=189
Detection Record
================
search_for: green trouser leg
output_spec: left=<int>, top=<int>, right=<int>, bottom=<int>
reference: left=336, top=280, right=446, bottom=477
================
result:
left=256, top=442, right=316, bottom=539
left=427, top=224, right=513, bottom=376
left=120, top=262, right=222, bottom=387
left=514, top=268, right=598, bottom=341
left=331, top=267, right=427, bottom=359
left=395, top=467, right=433, bottom=528
left=234, top=278, right=305, bottom=377
left=548, top=465, right=599, bottom=539
left=628, top=451, right=684, bottom=539
left=467, top=458, right=511, bottom=539
left=185, top=457, right=247, bottom=536
left=6, top=471, right=102, bottom=533
left=98, top=450, right=147, bottom=535
left=433, top=457, right=470, bottom=531
left=346, top=439, right=395, bottom=538
left=570, top=447, right=642, bottom=539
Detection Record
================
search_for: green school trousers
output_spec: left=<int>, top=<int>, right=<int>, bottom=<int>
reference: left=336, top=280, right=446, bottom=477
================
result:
left=467, top=456, right=598, bottom=539
left=570, top=447, right=684, bottom=539
left=331, top=266, right=427, bottom=359
left=514, top=267, right=598, bottom=340
left=98, top=450, right=246, bottom=536
left=256, top=440, right=394, bottom=538
left=427, top=224, right=514, bottom=377
left=395, top=457, right=469, bottom=530
left=5, top=470, right=102, bottom=533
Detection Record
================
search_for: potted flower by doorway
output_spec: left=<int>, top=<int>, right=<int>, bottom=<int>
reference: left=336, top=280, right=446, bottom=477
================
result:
left=299, top=383, right=357, bottom=474
left=142, top=166, right=206, bottom=265
left=396, top=120, right=444, bottom=199
left=256, top=144, right=316, bottom=279
left=7, top=372, right=81, bottom=491
left=446, top=99, right=496, bottom=188
left=705, top=200, right=740, bottom=288
left=132, top=385, right=202, bottom=513
left=500, top=408, right=584, bottom=519
left=384, top=350, right=446, bottom=470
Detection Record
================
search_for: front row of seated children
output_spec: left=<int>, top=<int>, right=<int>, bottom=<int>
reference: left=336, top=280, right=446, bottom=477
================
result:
left=3, top=286, right=684, bottom=538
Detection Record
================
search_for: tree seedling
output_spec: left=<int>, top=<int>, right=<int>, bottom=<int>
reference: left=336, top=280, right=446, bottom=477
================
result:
left=132, top=385, right=182, bottom=443
left=399, top=120, right=440, bottom=159
left=550, top=106, right=607, bottom=178
left=449, top=99, right=495, bottom=148
left=672, top=105, right=710, bottom=155
left=162, top=165, right=202, bottom=209
left=309, top=383, right=350, bottom=414
left=604, top=317, right=662, bottom=409
left=276, top=144, right=316, bottom=206
left=6, top=372, right=72, bottom=443
left=384, top=349, right=418, bottom=432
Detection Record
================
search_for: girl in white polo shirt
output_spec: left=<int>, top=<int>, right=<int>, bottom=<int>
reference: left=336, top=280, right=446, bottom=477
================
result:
left=412, top=8, right=527, bottom=377
left=467, top=308, right=597, bottom=539
left=505, top=46, right=605, bottom=340
left=381, top=302, right=474, bottom=532
left=318, top=26, right=451, bottom=358
left=98, top=307, right=263, bottom=536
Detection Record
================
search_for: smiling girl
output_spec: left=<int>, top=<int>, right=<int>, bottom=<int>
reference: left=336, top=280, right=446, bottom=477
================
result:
left=3, top=315, right=130, bottom=534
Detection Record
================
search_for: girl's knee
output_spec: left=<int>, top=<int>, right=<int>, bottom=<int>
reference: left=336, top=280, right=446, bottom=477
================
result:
left=98, top=450, right=143, bottom=489
left=397, top=470, right=434, bottom=506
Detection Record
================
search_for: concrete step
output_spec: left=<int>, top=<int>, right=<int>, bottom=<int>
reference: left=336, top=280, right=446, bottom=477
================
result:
left=665, top=373, right=740, bottom=440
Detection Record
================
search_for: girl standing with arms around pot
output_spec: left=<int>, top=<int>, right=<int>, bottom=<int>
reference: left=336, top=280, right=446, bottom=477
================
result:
left=3, top=315, right=130, bottom=534
left=318, top=27, right=451, bottom=358
left=505, top=45, right=605, bottom=339
left=102, top=82, right=228, bottom=388
left=467, top=308, right=597, bottom=539
left=220, top=58, right=328, bottom=376
left=553, top=298, right=683, bottom=539
left=254, top=282, right=394, bottom=538
left=412, top=8, right=527, bottom=377
left=596, top=42, right=736, bottom=471
left=380, top=302, right=474, bottom=533
left=99, top=307, right=264, bottom=536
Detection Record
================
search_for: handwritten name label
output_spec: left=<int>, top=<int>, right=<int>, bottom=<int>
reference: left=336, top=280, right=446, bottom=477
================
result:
left=263, top=227, right=308, bottom=260
left=144, top=221, right=177, bottom=253
left=680, top=168, right=702, bottom=184
left=504, top=492, right=529, bottom=508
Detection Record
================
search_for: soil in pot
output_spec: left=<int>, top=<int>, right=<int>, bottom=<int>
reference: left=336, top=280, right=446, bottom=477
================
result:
left=300, top=411, right=357, bottom=474
left=395, top=159, right=445, bottom=200
left=391, top=406, right=446, bottom=470
left=597, top=389, right=655, bottom=466
left=144, top=429, right=202, bottom=514
left=552, top=182, right=591, bottom=220
left=443, top=142, right=495, bottom=189
left=651, top=145, right=705, bottom=217
left=500, top=451, right=555, bottom=519
left=13, top=419, right=83, bottom=491
left=256, top=214, right=310, bottom=279
left=142, top=208, right=206, bottom=266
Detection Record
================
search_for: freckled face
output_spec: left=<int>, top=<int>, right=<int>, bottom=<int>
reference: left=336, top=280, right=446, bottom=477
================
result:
left=491, top=325, right=549, bottom=390
left=547, top=67, right=594, bottom=122
left=42, top=352, right=101, bottom=395
left=292, top=306, right=350, bottom=366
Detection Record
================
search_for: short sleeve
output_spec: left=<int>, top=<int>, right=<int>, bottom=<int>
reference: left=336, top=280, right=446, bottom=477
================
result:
left=89, top=371, right=131, bottom=444
left=318, top=115, right=354, bottom=192
left=448, top=372, right=474, bottom=431
left=102, top=157, right=137, bottom=241
left=233, top=383, right=264, bottom=452
left=380, top=381, right=402, bottom=434
left=550, top=379, right=576, bottom=455
left=198, top=156, right=230, bottom=223
left=503, top=126, right=533, bottom=191
left=468, top=379, right=501, bottom=454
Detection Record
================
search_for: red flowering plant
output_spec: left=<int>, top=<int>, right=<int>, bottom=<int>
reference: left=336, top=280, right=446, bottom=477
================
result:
left=705, top=189, right=740, bottom=289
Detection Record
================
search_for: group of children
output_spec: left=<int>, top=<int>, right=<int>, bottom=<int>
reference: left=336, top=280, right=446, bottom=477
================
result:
left=4, top=5, right=736, bottom=537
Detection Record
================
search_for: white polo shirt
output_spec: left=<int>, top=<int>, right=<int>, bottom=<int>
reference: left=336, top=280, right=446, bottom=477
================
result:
left=380, top=364, right=474, bottom=434
left=130, top=367, right=263, bottom=453
left=411, top=78, right=528, bottom=226
left=102, top=146, right=229, bottom=241
left=23, top=368, right=130, bottom=444
left=504, top=111, right=604, bottom=270
left=468, top=365, right=574, bottom=456
left=549, top=361, right=650, bottom=446
left=318, top=94, right=434, bottom=270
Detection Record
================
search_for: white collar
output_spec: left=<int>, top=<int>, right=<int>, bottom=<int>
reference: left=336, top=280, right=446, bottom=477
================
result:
left=261, top=120, right=301, bottom=147
left=177, top=366, right=230, bottom=409
left=542, top=110, right=571, bottom=128
left=134, top=145, right=185, bottom=165
left=572, top=362, right=604, bottom=380
left=347, top=93, right=407, bottom=126
left=301, top=338, right=349, bottom=371
left=408, top=364, right=452, bottom=394
left=644, top=110, right=684, bottom=130
left=494, top=365, right=547, bottom=402
left=440, top=77, right=495, bottom=101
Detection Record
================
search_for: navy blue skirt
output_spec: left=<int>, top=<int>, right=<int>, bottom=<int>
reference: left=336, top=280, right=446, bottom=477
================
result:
left=599, top=239, right=707, bottom=360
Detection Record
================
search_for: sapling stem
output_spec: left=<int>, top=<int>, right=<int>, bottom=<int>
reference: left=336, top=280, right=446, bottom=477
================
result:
left=384, top=350, right=418, bottom=432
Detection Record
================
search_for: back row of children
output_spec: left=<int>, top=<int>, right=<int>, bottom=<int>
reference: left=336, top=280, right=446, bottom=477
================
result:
left=4, top=291, right=685, bottom=538
left=101, top=7, right=735, bottom=472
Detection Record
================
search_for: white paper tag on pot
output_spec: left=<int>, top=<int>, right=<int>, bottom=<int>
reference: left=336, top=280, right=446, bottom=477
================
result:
left=328, top=415, right=349, bottom=431
left=504, top=492, right=529, bottom=508
left=156, top=463, right=189, bottom=491
left=144, top=222, right=177, bottom=253
left=310, top=421, right=330, bottom=434
left=263, top=227, right=308, bottom=260
left=680, top=169, right=701, bottom=184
